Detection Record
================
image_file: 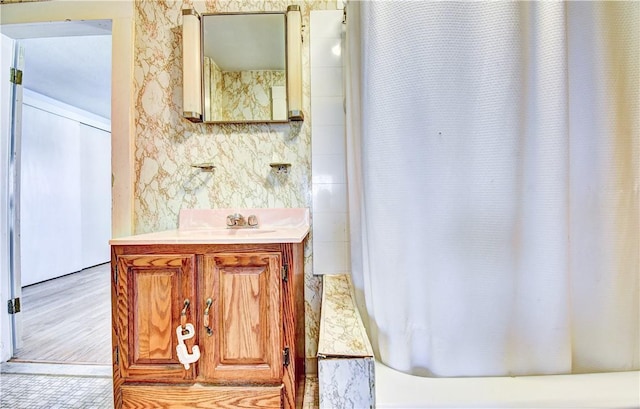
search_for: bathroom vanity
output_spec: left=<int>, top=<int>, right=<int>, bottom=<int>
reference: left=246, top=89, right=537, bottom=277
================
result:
left=109, top=209, right=309, bottom=409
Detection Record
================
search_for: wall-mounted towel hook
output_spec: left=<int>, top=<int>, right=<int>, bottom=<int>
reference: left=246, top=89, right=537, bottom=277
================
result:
left=191, top=163, right=215, bottom=172
left=270, top=162, right=291, bottom=175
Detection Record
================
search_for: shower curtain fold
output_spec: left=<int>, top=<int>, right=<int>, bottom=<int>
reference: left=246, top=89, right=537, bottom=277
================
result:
left=346, top=1, right=639, bottom=377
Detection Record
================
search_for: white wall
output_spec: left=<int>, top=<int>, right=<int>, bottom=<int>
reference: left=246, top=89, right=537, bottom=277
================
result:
left=310, top=11, right=350, bottom=275
left=20, top=91, right=111, bottom=286
left=80, top=123, right=111, bottom=267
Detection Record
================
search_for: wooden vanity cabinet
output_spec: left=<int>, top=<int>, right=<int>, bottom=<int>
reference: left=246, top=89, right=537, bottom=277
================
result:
left=111, top=243, right=305, bottom=409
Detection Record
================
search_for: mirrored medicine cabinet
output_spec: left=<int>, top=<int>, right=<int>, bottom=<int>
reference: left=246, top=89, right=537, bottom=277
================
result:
left=182, top=7, right=303, bottom=124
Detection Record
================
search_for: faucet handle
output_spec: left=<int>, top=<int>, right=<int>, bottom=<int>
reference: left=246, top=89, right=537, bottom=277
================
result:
left=247, top=215, right=259, bottom=227
left=226, top=214, right=238, bottom=226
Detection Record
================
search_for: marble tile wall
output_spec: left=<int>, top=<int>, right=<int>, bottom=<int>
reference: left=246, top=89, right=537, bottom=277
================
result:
left=222, top=70, right=285, bottom=121
left=318, top=275, right=373, bottom=357
left=205, top=60, right=285, bottom=122
left=203, top=56, right=223, bottom=121
left=318, top=358, right=375, bottom=409
left=133, top=0, right=338, bottom=361
left=318, top=274, right=375, bottom=408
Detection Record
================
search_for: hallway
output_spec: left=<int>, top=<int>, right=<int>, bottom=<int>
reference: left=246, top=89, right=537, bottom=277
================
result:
left=1, top=264, right=113, bottom=407
left=13, top=263, right=112, bottom=364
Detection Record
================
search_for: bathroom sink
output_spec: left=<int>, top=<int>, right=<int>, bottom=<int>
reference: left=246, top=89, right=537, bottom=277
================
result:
left=178, top=229, right=277, bottom=237
left=109, top=208, right=310, bottom=245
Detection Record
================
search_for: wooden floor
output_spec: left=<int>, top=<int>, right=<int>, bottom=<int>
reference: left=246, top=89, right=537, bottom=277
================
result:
left=13, top=263, right=112, bottom=365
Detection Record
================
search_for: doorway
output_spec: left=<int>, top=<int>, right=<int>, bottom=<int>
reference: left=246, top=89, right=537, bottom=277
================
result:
left=2, top=24, right=112, bottom=366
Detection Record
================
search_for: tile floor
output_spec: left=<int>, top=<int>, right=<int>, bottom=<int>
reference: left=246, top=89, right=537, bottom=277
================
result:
left=0, top=373, right=113, bottom=409
left=0, top=363, right=319, bottom=409
left=0, top=363, right=111, bottom=409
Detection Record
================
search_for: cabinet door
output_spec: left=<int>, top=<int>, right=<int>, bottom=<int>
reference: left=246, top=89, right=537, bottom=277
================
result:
left=201, top=253, right=283, bottom=384
left=115, top=254, right=196, bottom=382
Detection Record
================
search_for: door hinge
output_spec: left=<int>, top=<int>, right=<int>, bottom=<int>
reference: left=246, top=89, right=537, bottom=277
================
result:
left=7, top=298, right=21, bottom=314
left=283, top=347, right=290, bottom=367
left=113, top=264, right=118, bottom=285
left=10, top=68, right=23, bottom=85
left=115, top=346, right=119, bottom=365
left=281, top=264, right=289, bottom=282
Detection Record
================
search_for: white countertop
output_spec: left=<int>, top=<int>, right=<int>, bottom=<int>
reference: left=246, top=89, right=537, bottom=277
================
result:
left=110, top=208, right=310, bottom=245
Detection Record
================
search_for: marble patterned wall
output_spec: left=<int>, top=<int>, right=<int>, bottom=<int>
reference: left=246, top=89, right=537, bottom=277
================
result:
left=134, top=0, right=337, bottom=361
left=203, top=56, right=223, bottom=121
left=205, top=60, right=285, bottom=122
left=318, top=274, right=375, bottom=407
left=222, top=70, right=285, bottom=121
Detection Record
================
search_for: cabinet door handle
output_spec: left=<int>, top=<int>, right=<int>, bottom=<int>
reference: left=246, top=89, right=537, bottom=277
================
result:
left=180, top=299, right=190, bottom=329
left=203, top=298, right=213, bottom=336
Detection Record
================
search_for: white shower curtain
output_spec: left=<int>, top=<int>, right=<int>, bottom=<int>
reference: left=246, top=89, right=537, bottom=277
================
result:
left=346, top=1, right=639, bottom=377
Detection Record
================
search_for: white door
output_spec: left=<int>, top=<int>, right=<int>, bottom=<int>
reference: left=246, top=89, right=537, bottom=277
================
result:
left=1, top=35, right=24, bottom=357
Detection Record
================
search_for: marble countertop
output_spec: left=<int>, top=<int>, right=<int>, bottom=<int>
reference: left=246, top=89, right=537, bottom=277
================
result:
left=318, top=274, right=374, bottom=358
left=110, top=208, right=310, bottom=245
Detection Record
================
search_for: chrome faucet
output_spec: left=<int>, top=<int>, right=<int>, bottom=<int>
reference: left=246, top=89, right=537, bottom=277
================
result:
left=226, top=213, right=259, bottom=228
left=247, top=215, right=259, bottom=227
left=226, top=213, right=246, bottom=228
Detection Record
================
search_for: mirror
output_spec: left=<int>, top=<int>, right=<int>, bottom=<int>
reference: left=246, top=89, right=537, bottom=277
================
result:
left=201, top=13, right=287, bottom=123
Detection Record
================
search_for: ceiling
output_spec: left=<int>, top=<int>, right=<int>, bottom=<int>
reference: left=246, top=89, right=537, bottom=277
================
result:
left=1, top=20, right=112, bottom=120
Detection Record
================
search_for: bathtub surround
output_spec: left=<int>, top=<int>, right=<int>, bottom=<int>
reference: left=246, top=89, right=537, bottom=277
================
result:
left=318, top=278, right=639, bottom=408
left=318, top=275, right=372, bottom=357
left=375, top=362, right=640, bottom=408
left=346, top=1, right=639, bottom=377
left=310, top=10, right=350, bottom=276
left=318, top=274, right=374, bottom=409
